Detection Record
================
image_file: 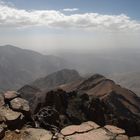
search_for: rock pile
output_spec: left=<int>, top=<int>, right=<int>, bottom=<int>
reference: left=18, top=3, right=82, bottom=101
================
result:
left=0, top=90, right=139, bottom=140
left=0, top=91, right=33, bottom=139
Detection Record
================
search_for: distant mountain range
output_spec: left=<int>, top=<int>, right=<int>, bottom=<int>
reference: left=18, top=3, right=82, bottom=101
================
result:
left=0, top=45, right=69, bottom=91
left=0, top=45, right=140, bottom=98
left=109, top=72, right=140, bottom=96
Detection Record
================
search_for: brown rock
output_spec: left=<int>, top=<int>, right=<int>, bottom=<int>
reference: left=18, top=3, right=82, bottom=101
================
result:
left=104, top=125, right=125, bottom=134
left=23, top=128, right=53, bottom=140
left=116, top=134, right=129, bottom=140
left=0, top=106, right=24, bottom=129
left=4, top=91, right=19, bottom=101
left=83, top=121, right=100, bottom=129
left=61, top=121, right=99, bottom=136
left=10, top=97, right=30, bottom=112
left=61, top=125, right=79, bottom=136
left=65, top=128, right=113, bottom=140
left=3, top=128, right=53, bottom=140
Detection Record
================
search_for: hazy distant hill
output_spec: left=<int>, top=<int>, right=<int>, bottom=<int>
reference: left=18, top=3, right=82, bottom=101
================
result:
left=58, top=48, right=140, bottom=75
left=109, top=72, right=140, bottom=96
left=0, top=45, right=68, bottom=91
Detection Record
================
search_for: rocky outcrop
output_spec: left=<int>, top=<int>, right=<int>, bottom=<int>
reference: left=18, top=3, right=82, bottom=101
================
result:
left=2, top=121, right=130, bottom=140
left=56, top=121, right=129, bottom=140
left=0, top=90, right=34, bottom=139
left=34, top=74, right=140, bottom=136
left=0, top=90, right=138, bottom=140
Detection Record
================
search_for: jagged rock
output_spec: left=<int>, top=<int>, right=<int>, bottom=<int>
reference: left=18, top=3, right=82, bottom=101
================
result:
left=0, top=95, right=5, bottom=107
left=0, top=106, right=24, bottom=129
left=10, top=97, right=30, bottom=112
left=104, top=125, right=125, bottom=134
left=3, top=128, right=53, bottom=140
left=4, top=91, right=19, bottom=101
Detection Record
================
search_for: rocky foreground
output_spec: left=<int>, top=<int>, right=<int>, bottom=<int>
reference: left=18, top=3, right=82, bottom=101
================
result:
left=0, top=90, right=139, bottom=139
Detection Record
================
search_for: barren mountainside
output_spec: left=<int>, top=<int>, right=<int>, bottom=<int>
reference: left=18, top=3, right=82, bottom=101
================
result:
left=18, top=70, right=140, bottom=137
left=0, top=45, right=69, bottom=91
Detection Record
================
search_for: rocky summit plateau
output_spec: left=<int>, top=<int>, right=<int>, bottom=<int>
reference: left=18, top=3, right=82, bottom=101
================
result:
left=0, top=91, right=138, bottom=140
left=0, top=69, right=140, bottom=140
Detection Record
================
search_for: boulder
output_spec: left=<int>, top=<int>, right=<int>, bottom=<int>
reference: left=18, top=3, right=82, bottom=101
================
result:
left=61, top=121, right=99, bottom=136
left=4, top=91, right=19, bottom=101
left=0, top=106, right=24, bottom=129
left=10, top=97, right=30, bottom=112
left=3, top=128, right=53, bottom=140
left=104, top=125, right=125, bottom=134
left=59, top=121, right=129, bottom=140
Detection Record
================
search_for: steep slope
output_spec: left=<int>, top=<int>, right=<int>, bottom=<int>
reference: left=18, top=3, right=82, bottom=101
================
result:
left=19, top=69, right=83, bottom=112
left=33, top=74, right=140, bottom=136
left=0, top=45, right=68, bottom=91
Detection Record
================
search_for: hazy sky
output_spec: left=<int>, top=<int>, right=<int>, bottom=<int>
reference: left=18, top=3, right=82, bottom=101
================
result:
left=0, top=0, right=140, bottom=54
